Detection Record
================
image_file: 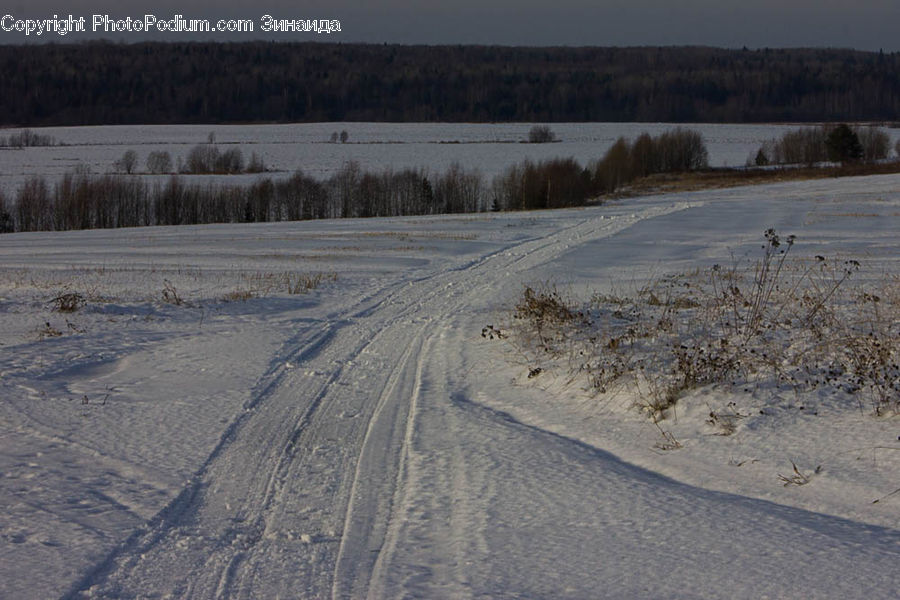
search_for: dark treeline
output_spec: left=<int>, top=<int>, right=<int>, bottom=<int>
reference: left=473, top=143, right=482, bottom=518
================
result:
left=0, top=129, right=708, bottom=233
left=493, top=128, right=708, bottom=210
left=1, top=166, right=490, bottom=232
left=2, top=43, right=900, bottom=126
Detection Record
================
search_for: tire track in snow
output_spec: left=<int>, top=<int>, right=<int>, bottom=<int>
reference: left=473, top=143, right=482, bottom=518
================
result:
left=355, top=304, right=900, bottom=599
left=66, top=201, right=699, bottom=599
left=331, top=202, right=703, bottom=597
left=62, top=278, right=411, bottom=599
left=212, top=320, right=432, bottom=599
left=67, top=272, right=462, bottom=598
left=362, top=326, right=490, bottom=599
left=61, top=319, right=344, bottom=599
left=332, top=327, right=432, bottom=599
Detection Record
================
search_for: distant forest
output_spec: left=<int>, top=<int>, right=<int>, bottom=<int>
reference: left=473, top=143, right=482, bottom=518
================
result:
left=2, top=43, right=900, bottom=126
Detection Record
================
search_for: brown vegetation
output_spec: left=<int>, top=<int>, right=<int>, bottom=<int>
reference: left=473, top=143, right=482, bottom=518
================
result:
left=503, top=232, right=900, bottom=420
left=617, top=160, right=900, bottom=198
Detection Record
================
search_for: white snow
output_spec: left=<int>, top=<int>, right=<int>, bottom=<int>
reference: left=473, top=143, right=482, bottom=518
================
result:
left=6, top=122, right=893, bottom=194
left=1, top=174, right=898, bottom=599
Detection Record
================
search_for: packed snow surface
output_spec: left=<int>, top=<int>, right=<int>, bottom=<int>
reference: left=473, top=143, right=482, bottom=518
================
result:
left=1, top=175, right=899, bottom=598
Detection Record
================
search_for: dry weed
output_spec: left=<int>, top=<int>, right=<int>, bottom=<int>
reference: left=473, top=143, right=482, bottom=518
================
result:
left=502, top=230, right=900, bottom=423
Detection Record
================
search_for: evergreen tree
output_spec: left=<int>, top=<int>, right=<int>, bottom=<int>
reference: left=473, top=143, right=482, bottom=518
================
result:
left=0, top=210, right=13, bottom=233
left=825, top=124, right=863, bottom=163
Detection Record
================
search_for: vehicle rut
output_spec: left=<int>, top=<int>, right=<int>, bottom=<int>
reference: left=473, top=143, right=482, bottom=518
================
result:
left=66, top=204, right=694, bottom=599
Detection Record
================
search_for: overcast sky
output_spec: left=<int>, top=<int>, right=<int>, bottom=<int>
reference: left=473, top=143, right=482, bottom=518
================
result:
left=3, top=1, right=900, bottom=51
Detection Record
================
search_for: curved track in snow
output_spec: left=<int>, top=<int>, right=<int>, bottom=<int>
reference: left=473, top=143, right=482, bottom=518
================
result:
left=58, top=199, right=900, bottom=599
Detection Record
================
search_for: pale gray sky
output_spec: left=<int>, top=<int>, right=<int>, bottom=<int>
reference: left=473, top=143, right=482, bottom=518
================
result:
left=3, top=1, right=899, bottom=50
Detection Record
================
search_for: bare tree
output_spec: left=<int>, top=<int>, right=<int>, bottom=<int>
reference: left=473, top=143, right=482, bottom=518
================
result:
left=593, top=137, right=631, bottom=193
left=856, top=126, right=890, bottom=162
left=216, top=148, right=244, bottom=173
left=115, top=150, right=139, bottom=174
left=15, top=176, right=52, bottom=231
left=246, top=152, right=266, bottom=173
left=146, top=151, right=173, bottom=174
left=183, top=144, right=218, bottom=173
left=0, top=189, right=13, bottom=233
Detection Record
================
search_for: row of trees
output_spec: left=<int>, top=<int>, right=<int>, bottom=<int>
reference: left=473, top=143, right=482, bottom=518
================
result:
left=491, top=129, right=709, bottom=211
left=113, top=145, right=267, bottom=175
left=3, top=43, right=900, bottom=125
left=0, top=128, right=57, bottom=147
left=754, top=124, right=893, bottom=166
left=594, top=128, right=709, bottom=192
left=0, top=165, right=486, bottom=232
left=0, top=130, right=711, bottom=233
left=179, top=145, right=267, bottom=174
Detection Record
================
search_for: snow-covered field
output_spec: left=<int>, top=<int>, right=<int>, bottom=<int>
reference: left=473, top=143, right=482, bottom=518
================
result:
left=1, top=174, right=899, bottom=598
left=6, top=122, right=894, bottom=195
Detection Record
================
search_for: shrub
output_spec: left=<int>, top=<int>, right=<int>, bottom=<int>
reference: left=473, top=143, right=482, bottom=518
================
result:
left=505, top=230, right=900, bottom=420
left=115, top=149, right=138, bottom=174
left=656, top=128, right=709, bottom=171
left=513, top=284, right=585, bottom=355
left=757, top=127, right=827, bottom=166
left=527, top=125, right=556, bottom=143
left=246, top=152, right=266, bottom=173
left=515, top=285, right=578, bottom=326
left=52, top=292, right=86, bottom=312
left=285, top=271, right=338, bottom=294
left=215, top=148, right=244, bottom=174
left=146, top=151, right=173, bottom=174
left=161, top=280, right=184, bottom=305
left=183, top=144, right=217, bottom=173
left=857, top=126, right=890, bottom=162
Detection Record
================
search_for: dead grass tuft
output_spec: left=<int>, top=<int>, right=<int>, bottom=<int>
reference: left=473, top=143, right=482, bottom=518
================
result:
left=502, top=230, right=900, bottom=423
left=52, top=292, right=86, bottom=312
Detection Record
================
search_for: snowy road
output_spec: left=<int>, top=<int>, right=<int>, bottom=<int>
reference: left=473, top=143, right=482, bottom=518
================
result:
left=2, top=176, right=899, bottom=598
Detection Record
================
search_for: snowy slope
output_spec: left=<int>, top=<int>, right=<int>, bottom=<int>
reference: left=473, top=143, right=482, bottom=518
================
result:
left=1, top=175, right=898, bottom=599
